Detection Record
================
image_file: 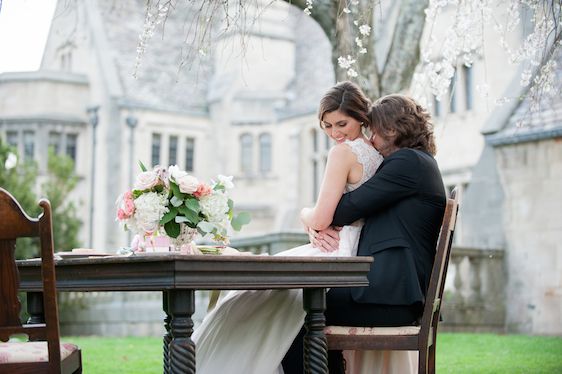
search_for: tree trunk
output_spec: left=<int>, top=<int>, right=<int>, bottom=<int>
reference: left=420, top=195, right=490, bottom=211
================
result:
left=380, top=0, right=427, bottom=95
left=289, top=0, right=427, bottom=98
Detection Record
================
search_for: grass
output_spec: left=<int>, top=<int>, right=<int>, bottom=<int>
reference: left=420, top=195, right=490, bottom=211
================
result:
left=67, top=336, right=162, bottom=374
left=436, top=333, right=562, bottom=373
left=66, top=333, right=562, bottom=373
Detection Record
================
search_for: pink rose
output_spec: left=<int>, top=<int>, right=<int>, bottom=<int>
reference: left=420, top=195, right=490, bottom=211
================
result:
left=193, top=183, right=212, bottom=198
left=122, top=196, right=135, bottom=217
left=134, top=171, right=160, bottom=190
left=177, top=175, right=199, bottom=194
left=168, top=165, right=198, bottom=193
left=117, top=208, right=128, bottom=220
left=116, top=191, right=135, bottom=219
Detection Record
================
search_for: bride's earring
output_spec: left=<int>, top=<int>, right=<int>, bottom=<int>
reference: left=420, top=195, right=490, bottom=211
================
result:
left=362, top=126, right=372, bottom=138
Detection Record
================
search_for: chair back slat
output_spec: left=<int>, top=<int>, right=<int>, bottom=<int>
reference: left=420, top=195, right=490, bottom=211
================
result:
left=0, top=188, right=62, bottom=373
left=419, top=188, right=459, bottom=336
left=37, top=198, right=63, bottom=368
left=0, top=239, right=23, bottom=335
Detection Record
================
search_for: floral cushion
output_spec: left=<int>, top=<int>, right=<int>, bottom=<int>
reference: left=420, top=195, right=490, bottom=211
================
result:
left=0, top=342, right=79, bottom=363
left=324, top=325, right=421, bottom=336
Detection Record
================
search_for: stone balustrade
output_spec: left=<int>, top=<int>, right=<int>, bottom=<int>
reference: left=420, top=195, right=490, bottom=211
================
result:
left=229, top=231, right=309, bottom=254
left=440, top=246, right=506, bottom=332
left=57, top=235, right=506, bottom=335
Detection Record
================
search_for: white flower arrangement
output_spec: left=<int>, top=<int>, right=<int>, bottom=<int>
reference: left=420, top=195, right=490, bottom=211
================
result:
left=117, top=163, right=250, bottom=249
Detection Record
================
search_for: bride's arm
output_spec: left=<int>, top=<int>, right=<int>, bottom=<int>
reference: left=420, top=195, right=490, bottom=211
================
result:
left=300, top=144, right=354, bottom=231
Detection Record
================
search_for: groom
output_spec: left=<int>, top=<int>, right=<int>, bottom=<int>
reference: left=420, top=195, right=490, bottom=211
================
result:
left=282, top=94, right=447, bottom=373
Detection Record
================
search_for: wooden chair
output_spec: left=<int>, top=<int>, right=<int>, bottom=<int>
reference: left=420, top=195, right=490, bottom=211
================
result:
left=325, top=189, right=459, bottom=374
left=0, top=188, right=82, bottom=373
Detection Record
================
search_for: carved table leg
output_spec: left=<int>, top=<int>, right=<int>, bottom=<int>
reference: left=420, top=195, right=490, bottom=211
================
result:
left=303, top=288, right=328, bottom=374
left=26, top=292, right=45, bottom=342
left=168, top=289, right=196, bottom=374
left=163, top=291, right=172, bottom=374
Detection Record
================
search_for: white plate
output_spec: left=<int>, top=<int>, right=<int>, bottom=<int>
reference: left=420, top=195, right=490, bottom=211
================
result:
left=55, top=251, right=112, bottom=259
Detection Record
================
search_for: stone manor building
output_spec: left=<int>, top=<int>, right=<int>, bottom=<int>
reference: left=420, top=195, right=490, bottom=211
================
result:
left=0, top=0, right=560, bottom=335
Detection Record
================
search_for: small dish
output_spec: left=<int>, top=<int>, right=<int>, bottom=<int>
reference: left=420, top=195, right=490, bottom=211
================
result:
left=55, top=250, right=112, bottom=259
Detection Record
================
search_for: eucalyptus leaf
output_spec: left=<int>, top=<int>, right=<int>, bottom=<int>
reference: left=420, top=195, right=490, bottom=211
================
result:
left=185, top=197, right=200, bottom=211
left=231, top=212, right=251, bottom=231
left=170, top=195, right=183, bottom=207
left=175, top=215, right=189, bottom=223
left=197, top=221, right=216, bottom=233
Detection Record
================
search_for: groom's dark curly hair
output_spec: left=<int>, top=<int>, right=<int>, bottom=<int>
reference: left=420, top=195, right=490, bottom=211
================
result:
left=370, top=94, right=437, bottom=156
left=318, top=81, right=371, bottom=129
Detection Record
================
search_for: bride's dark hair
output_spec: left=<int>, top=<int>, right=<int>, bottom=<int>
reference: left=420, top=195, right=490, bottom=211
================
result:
left=318, top=81, right=371, bottom=128
left=370, top=94, right=437, bottom=155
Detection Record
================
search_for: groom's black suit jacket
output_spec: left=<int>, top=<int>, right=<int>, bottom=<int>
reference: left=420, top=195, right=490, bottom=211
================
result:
left=332, top=148, right=446, bottom=306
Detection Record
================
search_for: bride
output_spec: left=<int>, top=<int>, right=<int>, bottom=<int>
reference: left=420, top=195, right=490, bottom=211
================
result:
left=193, top=81, right=383, bottom=374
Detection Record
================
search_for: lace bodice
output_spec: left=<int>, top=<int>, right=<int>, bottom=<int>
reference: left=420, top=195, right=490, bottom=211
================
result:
left=343, top=138, right=384, bottom=193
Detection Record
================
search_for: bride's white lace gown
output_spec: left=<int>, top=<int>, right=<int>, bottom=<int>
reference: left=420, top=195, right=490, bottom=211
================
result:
left=193, top=139, right=416, bottom=374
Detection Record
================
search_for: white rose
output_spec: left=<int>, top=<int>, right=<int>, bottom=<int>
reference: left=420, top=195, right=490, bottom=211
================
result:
left=217, top=174, right=234, bottom=189
left=4, top=152, right=17, bottom=170
left=168, top=165, right=187, bottom=181
left=177, top=175, right=199, bottom=194
left=135, top=171, right=160, bottom=190
left=199, top=192, right=229, bottom=222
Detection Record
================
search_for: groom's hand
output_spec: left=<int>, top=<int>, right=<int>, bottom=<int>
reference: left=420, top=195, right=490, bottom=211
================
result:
left=310, top=226, right=342, bottom=252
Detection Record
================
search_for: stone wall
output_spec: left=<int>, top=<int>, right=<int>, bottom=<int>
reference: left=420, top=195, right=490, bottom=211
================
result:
left=495, top=139, right=562, bottom=334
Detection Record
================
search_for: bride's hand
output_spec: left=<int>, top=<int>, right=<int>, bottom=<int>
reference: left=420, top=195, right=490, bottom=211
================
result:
left=310, top=226, right=342, bottom=252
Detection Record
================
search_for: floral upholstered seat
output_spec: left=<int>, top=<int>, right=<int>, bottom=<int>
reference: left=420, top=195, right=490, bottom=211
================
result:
left=324, top=325, right=421, bottom=336
left=0, top=342, right=79, bottom=363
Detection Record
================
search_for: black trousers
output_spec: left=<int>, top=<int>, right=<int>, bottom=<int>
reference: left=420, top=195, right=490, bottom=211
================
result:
left=281, top=287, right=422, bottom=374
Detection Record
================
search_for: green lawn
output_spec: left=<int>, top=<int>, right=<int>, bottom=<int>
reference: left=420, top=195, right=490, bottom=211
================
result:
left=67, top=333, right=562, bottom=373
left=437, top=333, right=562, bottom=373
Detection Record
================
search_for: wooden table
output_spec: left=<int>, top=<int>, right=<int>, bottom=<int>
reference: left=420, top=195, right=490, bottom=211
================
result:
left=18, top=254, right=372, bottom=374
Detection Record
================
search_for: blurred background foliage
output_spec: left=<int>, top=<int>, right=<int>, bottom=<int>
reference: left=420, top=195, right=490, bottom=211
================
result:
left=1, top=139, right=82, bottom=259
